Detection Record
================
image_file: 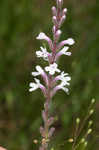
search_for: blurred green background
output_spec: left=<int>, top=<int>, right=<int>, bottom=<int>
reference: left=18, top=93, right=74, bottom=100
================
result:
left=0, top=0, right=99, bottom=150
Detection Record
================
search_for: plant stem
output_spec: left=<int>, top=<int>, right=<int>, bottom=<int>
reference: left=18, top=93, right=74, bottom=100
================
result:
left=39, top=80, right=52, bottom=150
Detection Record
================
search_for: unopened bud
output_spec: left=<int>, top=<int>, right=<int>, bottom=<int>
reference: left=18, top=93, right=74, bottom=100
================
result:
left=68, top=138, right=74, bottom=143
left=59, top=15, right=66, bottom=26
left=52, top=16, right=57, bottom=25
left=88, top=120, right=93, bottom=126
left=89, top=109, right=94, bottom=115
left=42, top=138, right=50, bottom=145
left=44, top=102, right=49, bottom=109
left=40, top=126, right=45, bottom=137
left=54, top=30, right=62, bottom=42
left=33, top=139, right=38, bottom=144
left=48, top=127, right=55, bottom=138
left=52, top=6, right=57, bottom=16
left=42, top=110, right=47, bottom=122
left=51, top=148, right=54, bottom=150
left=63, top=8, right=67, bottom=13
left=56, top=30, right=62, bottom=35
left=47, top=117, right=54, bottom=126
left=52, top=26, right=56, bottom=34
left=57, top=0, right=63, bottom=9
left=91, top=98, right=95, bottom=104
left=87, top=128, right=92, bottom=134
left=63, top=8, right=67, bottom=15
left=42, top=138, right=46, bottom=145
left=84, top=141, right=88, bottom=147
left=76, top=118, right=80, bottom=124
left=81, top=138, right=85, bottom=143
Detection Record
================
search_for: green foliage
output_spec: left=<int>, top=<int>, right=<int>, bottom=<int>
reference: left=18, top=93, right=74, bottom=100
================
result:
left=0, top=0, right=98, bottom=149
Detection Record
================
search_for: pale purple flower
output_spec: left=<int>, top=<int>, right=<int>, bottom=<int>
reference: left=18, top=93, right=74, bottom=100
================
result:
left=52, top=80, right=69, bottom=95
left=57, top=82, right=69, bottom=93
left=55, top=46, right=71, bottom=60
left=65, top=38, right=75, bottom=45
left=36, top=32, right=53, bottom=50
left=55, top=71, right=71, bottom=84
left=57, top=38, right=75, bottom=49
left=45, top=63, right=60, bottom=75
left=48, top=127, right=55, bottom=138
left=51, top=71, right=71, bottom=96
left=36, top=32, right=48, bottom=40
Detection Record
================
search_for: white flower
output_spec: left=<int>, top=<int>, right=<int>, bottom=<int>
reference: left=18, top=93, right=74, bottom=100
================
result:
left=55, top=46, right=71, bottom=60
left=60, top=46, right=71, bottom=56
left=36, top=47, right=49, bottom=61
left=57, top=82, right=69, bottom=93
left=32, top=65, right=49, bottom=86
left=45, top=63, right=61, bottom=75
left=57, top=71, right=71, bottom=85
left=36, top=32, right=53, bottom=50
left=63, top=8, right=67, bottom=14
left=57, top=72, right=71, bottom=93
left=32, top=65, right=44, bottom=76
left=52, top=80, right=70, bottom=96
left=36, top=32, right=47, bottom=40
left=52, top=71, right=71, bottom=95
left=29, top=78, right=41, bottom=92
left=57, top=38, right=75, bottom=50
left=29, top=78, right=47, bottom=96
left=65, top=38, right=75, bottom=45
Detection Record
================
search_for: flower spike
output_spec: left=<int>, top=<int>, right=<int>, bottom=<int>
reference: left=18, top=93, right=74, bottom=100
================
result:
left=29, top=0, right=75, bottom=149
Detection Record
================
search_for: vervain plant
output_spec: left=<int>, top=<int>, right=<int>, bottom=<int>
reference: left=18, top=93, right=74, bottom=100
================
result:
left=29, top=0, right=75, bottom=150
